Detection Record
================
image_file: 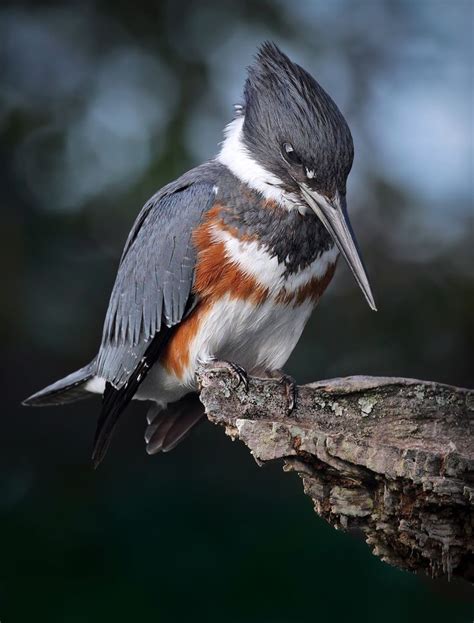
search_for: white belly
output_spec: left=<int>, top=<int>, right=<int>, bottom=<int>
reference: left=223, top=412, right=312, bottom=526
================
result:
left=136, top=296, right=314, bottom=405
left=193, top=295, right=314, bottom=373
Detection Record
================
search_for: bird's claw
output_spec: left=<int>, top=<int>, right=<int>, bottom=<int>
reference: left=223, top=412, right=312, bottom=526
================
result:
left=250, top=367, right=298, bottom=414
left=210, top=359, right=249, bottom=391
left=227, top=361, right=249, bottom=391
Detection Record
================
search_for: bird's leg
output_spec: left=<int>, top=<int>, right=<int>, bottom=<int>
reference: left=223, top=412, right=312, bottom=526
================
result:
left=208, top=358, right=249, bottom=391
left=251, top=367, right=298, bottom=414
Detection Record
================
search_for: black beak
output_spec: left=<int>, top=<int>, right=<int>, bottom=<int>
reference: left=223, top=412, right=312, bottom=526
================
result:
left=298, top=184, right=377, bottom=311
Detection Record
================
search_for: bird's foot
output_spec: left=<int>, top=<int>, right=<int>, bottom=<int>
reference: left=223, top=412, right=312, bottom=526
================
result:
left=251, top=367, right=298, bottom=414
left=209, top=359, right=249, bottom=391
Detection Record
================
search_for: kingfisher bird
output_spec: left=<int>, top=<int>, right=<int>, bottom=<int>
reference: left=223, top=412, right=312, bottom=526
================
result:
left=23, top=42, right=376, bottom=466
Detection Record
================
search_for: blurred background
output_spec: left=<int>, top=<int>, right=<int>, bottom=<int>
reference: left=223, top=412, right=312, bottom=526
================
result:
left=1, top=0, right=473, bottom=621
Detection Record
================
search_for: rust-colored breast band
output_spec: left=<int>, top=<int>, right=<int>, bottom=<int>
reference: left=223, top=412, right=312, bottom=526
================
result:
left=192, top=204, right=268, bottom=304
left=275, top=261, right=337, bottom=306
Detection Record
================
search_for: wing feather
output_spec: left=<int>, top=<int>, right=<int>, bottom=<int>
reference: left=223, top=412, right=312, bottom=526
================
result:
left=96, top=174, right=217, bottom=388
left=91, top=163, right=221, bottom=466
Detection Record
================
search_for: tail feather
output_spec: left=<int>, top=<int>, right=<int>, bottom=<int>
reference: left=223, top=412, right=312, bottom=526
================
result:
left=145, top=393, right=204, bottom=455
left=91, top=328, right=173, bottom=468
left=22, top=362, right=97, bottom=407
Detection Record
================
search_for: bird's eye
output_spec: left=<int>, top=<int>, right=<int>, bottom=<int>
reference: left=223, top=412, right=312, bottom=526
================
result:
left=282, top=143, right=302, bottom=166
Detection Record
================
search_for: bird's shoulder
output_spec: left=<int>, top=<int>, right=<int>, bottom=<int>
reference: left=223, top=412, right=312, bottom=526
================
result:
left=119, top=160, right=224, bottom=259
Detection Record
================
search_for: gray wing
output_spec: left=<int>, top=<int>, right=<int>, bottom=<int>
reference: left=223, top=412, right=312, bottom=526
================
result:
left=95, top=168, right=218, bottom=388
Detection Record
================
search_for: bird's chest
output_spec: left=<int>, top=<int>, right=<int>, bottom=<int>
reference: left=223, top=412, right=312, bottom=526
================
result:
left=188, top=215, right=338, bottom=373
left=192, top=198, right=339, bottom=306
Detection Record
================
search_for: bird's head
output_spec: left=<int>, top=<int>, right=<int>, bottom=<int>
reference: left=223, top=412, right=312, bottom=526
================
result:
left=219, top=42, right=376, bottom=311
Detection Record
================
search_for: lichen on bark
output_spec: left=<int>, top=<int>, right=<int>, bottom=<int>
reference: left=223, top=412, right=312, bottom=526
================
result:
left=197, top=367, right=474, bottom=583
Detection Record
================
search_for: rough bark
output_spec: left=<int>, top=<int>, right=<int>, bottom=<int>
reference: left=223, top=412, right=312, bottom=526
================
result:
left=197, top=367, right=474, bottom=583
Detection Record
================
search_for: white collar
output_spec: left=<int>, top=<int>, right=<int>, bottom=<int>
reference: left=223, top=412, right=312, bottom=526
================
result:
left=217, top=116, right=298, bottom=210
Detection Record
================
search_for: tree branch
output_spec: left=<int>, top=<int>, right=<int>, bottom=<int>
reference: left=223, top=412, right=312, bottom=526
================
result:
left=197, top=367, right=474, bottom=583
